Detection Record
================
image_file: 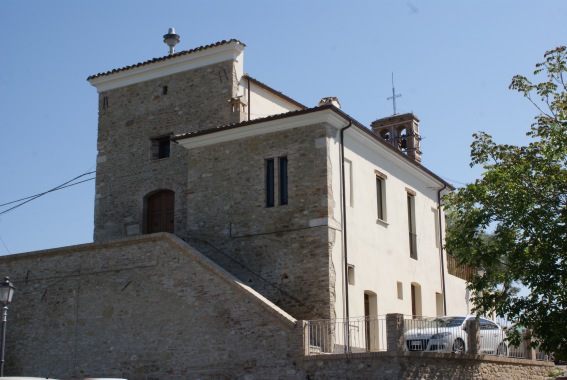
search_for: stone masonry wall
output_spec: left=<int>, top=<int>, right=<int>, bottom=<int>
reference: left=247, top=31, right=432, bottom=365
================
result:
left=94, top=59, right=241, bottom=242
left=301, top=352, right=552, bottom=379
left=181, top=124, right=336, bottom=321
left=0, top=234, right=305, bottom=379
left=0, top=235, right=553, bottom=379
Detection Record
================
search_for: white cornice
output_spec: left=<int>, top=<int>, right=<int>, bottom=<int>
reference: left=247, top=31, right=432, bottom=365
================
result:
left=176, top=107, right=448, bottom=189
left=176, top=109, right=348, bottom=150
left=88, top=42, right=244, bottom=92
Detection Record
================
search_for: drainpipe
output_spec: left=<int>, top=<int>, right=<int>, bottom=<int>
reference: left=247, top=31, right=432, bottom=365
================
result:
left=340, top=120, right=352, bottom=352
left=437, top=183, right=448, bottom=315
left=247, top=77, right=251, bottom=121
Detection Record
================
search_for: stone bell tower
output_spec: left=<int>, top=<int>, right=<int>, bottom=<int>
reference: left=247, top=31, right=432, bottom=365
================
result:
left=371, top=113, right=421, bottom=163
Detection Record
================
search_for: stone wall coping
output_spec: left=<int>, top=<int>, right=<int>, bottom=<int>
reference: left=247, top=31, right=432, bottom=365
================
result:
left=0, top=233, right=299, bottom=330
left=302, top=350, right=555, bottom=367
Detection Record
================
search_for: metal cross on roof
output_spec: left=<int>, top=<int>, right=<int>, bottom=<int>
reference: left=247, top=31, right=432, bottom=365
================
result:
left=387, top=72, right=402, bottom=115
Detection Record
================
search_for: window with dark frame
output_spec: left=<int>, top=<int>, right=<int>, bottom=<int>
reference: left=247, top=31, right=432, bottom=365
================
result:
left=376, top=177, right=385, bottom=220
left=279, top=156, right=288, bottom=205
left=266, top=156, right=288, bottom=207
left=151, top=135, right=171, bottom=160
left=375, top=170, right=387, bottom=222
left=266, top=158, right=275, bottom=207
left=407, top=191, right=417, bottom=260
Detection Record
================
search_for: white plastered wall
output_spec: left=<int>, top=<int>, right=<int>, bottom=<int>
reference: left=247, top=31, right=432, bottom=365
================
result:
left=238, top=78, right=302, bottom=120
left=328, top=126, right=468, bottom=322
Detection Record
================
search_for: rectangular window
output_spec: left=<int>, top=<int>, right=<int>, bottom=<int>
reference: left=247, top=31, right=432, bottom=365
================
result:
left=397, top=281, right=403, bottom=300
left=348, top=264, right=355, bottom=285
left=151, top=135, right=171, bottom=160
left=376, top=178, right=384, bottom=220
left=407, top=191, right=417, bottom=259
left=266, top=159, right=275, bottom=207
left=375, top=170, right=387, bottom=222
left=279, top=156, right=288, bottom=205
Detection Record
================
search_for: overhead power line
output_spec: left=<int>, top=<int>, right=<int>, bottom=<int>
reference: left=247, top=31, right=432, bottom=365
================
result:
left=0, top=171, right=96, bottom=216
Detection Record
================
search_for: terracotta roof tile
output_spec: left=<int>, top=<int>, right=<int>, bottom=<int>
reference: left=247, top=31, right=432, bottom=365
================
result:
left=171, top=105, right=454, bottom=190
left=171, top=106, right=328, bottom=141
left=87, top=39, right=245, bottom=81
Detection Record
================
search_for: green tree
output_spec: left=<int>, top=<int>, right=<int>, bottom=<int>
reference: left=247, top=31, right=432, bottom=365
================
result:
left=444, top=46, right=567, bottom=360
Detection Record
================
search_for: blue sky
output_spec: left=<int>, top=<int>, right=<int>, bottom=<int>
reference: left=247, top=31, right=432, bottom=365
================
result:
left=1, top=0, right=566, bottom=255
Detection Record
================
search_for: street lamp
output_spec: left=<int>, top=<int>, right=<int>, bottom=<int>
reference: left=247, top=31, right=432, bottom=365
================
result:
left=0, top=277, right=15, bottom=377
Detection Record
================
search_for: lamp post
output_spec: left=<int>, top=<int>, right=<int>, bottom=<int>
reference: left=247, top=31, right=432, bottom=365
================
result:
left=0, top=277, right=15, bottom=377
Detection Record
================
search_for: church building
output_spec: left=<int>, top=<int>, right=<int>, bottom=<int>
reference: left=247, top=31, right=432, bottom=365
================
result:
left=0, top=34, right=471, bottom=378
left=87, top=37, right=467, bottom=322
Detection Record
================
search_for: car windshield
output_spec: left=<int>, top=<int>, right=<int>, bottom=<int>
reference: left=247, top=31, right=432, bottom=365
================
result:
left=420, top=317, right=466, bottom=328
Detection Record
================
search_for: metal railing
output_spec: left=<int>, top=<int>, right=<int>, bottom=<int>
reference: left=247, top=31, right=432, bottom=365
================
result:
left=402, top=315, right=551, bottom=360
left=307, top=315, right=387, bottom=355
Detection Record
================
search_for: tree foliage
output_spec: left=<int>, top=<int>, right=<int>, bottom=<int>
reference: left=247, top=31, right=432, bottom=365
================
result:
left=444, top=46, right=567, bottom=360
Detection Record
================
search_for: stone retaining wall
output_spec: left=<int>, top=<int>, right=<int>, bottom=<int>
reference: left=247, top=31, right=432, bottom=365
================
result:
left=301, top=352, right=553, bottom=379
left=0, top=235, right=554, bottom=379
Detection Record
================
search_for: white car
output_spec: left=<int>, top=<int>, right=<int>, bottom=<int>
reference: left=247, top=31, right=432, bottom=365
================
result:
left=403, top=315, right=508, bottom=355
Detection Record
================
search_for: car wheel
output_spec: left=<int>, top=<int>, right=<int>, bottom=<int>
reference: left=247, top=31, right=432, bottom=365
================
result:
left=452, top=338, right=466, bottom=354
left=497, top=342, right=508, bottom=356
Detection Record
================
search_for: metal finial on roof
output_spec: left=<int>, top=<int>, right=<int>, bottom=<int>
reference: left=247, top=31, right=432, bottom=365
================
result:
left=387, top=72, right=402, bottom=115
left=163, top=27, right=180, bottom=55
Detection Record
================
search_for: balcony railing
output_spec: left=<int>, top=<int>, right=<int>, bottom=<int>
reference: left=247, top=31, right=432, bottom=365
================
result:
left=306, top=314, right=552, bottom=361
left=307, top=315, right=387, bottom=354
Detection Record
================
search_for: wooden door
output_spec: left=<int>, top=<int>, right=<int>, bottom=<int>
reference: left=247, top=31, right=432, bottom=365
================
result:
left=147, top=190, right=174, bottom=234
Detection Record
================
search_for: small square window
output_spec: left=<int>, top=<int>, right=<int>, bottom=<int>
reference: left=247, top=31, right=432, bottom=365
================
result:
left=151, top=135, right=171, bottom=160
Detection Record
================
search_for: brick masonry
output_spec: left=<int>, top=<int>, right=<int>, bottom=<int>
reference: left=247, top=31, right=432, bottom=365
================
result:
left=0, top=234, right=305, bottom=378
left=180, top=124, right=336, bottom=321
left=0, top=234, right=554, bottom=378
left=7, top=45, right=551, bottom=378
left=91, top=57, right=338, bottom=322
left=302, top=352, right=552, bottom=380
left=94, top=59, right=242, bottom=242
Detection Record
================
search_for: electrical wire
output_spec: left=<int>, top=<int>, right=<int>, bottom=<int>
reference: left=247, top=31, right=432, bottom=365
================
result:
left=440, top=176, right=469, bottom=187
left=0, top=232, right=10, bottom=254
left=0, top=171, right=96, bottom=216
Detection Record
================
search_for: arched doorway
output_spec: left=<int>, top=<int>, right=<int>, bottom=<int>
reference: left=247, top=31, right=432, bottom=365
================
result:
left=146, top=190, right=174, bottom=234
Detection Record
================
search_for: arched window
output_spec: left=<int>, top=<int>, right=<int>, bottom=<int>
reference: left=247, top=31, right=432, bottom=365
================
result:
left=146, top=190, right=174, bottom=234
